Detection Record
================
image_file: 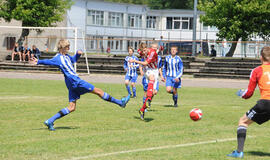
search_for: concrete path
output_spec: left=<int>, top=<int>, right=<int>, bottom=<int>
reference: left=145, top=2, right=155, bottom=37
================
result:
left=0, top=70, right=249, bottom=89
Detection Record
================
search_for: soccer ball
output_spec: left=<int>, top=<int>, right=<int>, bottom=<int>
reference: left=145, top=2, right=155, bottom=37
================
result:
left=189, top=108, right=203, bottom=121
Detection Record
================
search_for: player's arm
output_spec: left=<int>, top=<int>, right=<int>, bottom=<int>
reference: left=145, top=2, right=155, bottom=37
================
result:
left=175, top=59, right=184, bottom=80
left=30, top=55, right=59, bottom=66
left=129, top=58, right=148, bottom=66
left=162, top=58, right=167, bottom=82
left=69, top=50, right=83, bottom=63
left=238, top=68, right=260, bottom=99
left=123, top=58, right=128, bottom=71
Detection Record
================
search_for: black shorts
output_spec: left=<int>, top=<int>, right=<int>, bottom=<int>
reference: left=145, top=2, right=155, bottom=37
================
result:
left=246, top=99, right=270, bottom=125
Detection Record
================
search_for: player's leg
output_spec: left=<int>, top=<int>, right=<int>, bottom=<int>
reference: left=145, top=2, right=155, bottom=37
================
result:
left=140, top=74, right=155, bottom=112
left=142, top=76, right=148, bottom=104
left=228, top=100, right=270, bottom=158
left=92, top=87, right=130, bottom=107
left=44, top=100, right=75, bottom=131
left=172, top=78, right=181, bottom=107
left=131, top=75, right=138, bottom=98
left=125, top=75, right=132, bottom=95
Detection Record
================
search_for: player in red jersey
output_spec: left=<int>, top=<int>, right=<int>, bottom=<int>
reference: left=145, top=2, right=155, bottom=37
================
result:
left=129, top=43, right=159, bottom=120
left=227, top=46, right=270, bottom=158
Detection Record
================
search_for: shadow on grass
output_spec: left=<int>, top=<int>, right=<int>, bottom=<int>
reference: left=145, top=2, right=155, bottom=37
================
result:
left=33, top=126, right=80, bottom=130
left=246, top=151, right=270, bottom=157
left=133, top=116, right=154, bottom=122
left=163, top=105, right=177, bottom=108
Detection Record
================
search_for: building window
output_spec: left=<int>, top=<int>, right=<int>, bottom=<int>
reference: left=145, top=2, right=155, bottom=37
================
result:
left=108, top=37, right=123, bottom=51
left=128, top=14, right=142, bottom=28
left=147, top=16, right=156, bottom=29
left=166, top=17, right=193, bottom=30
left=87, top=10, right=104, bottom=26
left=127, top=39, right=141, bottom=50
left=86, top=36, right=103, bottom=50
left=109, top=12, right=123, bottom=27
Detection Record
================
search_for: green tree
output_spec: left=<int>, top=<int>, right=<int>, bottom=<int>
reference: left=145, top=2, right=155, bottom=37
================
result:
left=199, top=0, right=270, bottom=57
left=0, top=0, right=73, bottom=44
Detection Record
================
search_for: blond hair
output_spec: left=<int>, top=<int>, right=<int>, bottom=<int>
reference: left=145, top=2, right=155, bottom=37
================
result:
left=261, top=46, right=270, bottom=62
left=57, top=39, right=70, bottom=51
left=128, top=46, right=134, bottom=52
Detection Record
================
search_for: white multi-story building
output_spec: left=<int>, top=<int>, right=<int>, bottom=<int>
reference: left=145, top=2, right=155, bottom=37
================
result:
left=67, top=0, right=219, bottom=55
left=0, top=0, right=264, bottom=58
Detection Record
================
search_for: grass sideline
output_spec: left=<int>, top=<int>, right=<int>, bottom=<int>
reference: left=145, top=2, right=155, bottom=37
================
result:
left=0, top=78, right=269, bottom=160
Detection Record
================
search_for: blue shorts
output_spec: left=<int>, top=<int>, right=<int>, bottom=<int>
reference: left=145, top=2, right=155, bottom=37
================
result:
left=125, top=74, right=138, bottom=83
left=165, top=77, right=181, bottom=88
left=69, top=80, right=95, bottom=102
left=142, top=76, right=159, bottom=92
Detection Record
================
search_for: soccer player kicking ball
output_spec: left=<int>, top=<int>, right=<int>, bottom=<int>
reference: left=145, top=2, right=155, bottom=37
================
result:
left=29, top=39, right=130, bottom=131
left=161, top=46, right=183, bottom=107
left=124, top=47, right=139, bottom=98
left=129, top=43, right=159, bottom=120
left=227, top=46, right=270, bottom=158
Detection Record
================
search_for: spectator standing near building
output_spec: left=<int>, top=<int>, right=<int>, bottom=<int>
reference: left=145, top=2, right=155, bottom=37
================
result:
left=210, top=45, right=217, bottom=57
left=158, top=36, right=164, bottom=55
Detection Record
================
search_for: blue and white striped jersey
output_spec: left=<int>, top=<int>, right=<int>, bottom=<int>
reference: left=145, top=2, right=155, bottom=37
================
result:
left=158, top=55, right=163, bottom=69
left=37, top=53, right=81, bottom=89
left=124, top=55, right=139, bottom=77
left=162, top=55, right=183, bottom=78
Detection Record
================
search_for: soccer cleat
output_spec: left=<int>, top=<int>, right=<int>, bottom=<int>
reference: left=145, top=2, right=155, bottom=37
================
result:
left=44, top=120, right=55, bottom=131
left=139, top=110, right=145, bottom=120
left=174, top=103, right=178, bottom=107
left=227, top=150, right=244, bottom=158
left=120, top=94, right=131, bottom=108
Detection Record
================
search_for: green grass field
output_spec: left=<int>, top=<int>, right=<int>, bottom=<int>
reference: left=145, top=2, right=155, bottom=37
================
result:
left=0, top=78, right=270, bottom=160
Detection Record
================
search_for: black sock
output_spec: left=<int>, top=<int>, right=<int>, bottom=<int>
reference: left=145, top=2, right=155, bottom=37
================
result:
left=237, top=126, right=247, bottom=153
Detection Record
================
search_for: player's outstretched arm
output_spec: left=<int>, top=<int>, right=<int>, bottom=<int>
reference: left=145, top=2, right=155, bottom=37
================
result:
left=129, top=59, right=148, bottom=66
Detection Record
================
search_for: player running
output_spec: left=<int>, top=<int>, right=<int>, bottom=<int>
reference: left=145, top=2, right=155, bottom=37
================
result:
left=161, top=46, right=183, bottom=107
left=29, top=39, right=130, bottom=131
left=140, top=52, right=163, bottom=109
left=124, top=47, right=139, bottom=98
left=227, top=46, right=270, bottom=158
left=129, top=43, right=159, bottom=120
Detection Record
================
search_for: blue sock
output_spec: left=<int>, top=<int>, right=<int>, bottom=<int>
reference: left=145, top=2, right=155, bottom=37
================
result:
left=143, top=96, right=146, bottom=104
left=102, top=92, right=122, bottom=106
left=48, top=107, right=70, bottom=123
left=173, top=94, right=178, bottom=104
left=132, top=87, right=136, bottom=97
left=126, top=85, right=131, bottom=95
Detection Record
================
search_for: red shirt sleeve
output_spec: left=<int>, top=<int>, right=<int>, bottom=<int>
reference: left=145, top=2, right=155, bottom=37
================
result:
left=242, top=66, right=262, bottom=99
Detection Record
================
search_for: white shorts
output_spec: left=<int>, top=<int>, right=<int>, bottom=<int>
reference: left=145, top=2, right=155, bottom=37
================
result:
left=145, top=68, right=159, bottom=90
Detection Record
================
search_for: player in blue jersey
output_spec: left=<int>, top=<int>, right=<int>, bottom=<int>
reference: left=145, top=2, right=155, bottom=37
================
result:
left=161, top=46, right=183, bottom=107
left=124, top=47, right=139, bottom=98
left=29, top=39, right=130, bottom=131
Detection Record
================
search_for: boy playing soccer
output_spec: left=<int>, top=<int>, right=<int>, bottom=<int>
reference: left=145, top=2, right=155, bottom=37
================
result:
left=227, top=46, right=270, bottom=158
left=124, top=47, right=139, bottom=98
left=129, top=43, right=159, bottom=120
left=29, top=39, right=130, bottom=131
left=161, top=46, right=183, bottom=107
